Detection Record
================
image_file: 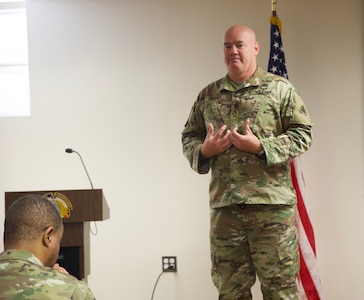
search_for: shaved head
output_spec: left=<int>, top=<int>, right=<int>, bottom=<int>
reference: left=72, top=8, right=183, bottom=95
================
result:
left=4, top=194, right=63, bottom=248
left=224, top=25, right=257, bottom=43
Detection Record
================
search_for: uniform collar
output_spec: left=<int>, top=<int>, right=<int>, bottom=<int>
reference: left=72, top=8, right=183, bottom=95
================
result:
left=219, top=66, right=264, bottom=92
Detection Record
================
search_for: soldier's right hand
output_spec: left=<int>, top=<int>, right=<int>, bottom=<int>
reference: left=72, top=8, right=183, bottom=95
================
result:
left=200, top=123, right=231, bottom=159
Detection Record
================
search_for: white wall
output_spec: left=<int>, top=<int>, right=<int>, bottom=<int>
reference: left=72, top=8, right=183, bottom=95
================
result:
left=0, top=0, right=363, bottom=299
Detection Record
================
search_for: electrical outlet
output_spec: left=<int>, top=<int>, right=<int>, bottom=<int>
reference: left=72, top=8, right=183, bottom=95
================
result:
left=162, top=256, right=177, bottom=272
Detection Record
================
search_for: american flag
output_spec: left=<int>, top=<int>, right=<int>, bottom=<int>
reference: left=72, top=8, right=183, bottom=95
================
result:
left=268, top=15, right=323, bottom=300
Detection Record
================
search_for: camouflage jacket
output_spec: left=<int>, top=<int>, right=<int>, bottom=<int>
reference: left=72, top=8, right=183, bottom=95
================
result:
left=0, top=250, right=95, bottom=299
left=181, top=67, right=313, bottom=208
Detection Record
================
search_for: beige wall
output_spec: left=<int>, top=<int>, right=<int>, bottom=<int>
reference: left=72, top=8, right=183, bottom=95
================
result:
left=0, top=0, right=363, bottom=299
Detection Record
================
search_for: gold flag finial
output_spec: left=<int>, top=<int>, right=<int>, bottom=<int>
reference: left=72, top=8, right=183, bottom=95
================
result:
left=271, top=0, right=277, bottom=16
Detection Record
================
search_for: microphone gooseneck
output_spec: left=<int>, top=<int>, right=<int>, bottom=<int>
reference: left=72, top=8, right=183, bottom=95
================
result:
left=65, top=148, right=94, bottom=189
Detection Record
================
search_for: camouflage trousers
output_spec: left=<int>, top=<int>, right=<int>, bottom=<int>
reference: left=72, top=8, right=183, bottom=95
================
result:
left=210, top=204, right=299, bottom=300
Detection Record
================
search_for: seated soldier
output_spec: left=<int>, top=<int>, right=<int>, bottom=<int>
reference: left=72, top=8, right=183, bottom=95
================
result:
left=0, top=194, right=95, bottom=299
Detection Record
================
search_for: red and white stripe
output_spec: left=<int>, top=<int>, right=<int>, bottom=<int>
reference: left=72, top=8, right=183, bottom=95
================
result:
left=291, top=157, right=324, bottom=300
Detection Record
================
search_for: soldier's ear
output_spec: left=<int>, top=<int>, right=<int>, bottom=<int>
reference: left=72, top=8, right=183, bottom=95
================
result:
left=43, top=226, right=55, bottom=246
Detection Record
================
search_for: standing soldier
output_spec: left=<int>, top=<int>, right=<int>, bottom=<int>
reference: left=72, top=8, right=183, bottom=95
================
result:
left=181, top=24, right=312, bottom=299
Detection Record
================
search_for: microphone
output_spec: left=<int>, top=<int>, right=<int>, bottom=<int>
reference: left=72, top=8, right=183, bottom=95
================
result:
left=65, top=148, right=94, bottom=189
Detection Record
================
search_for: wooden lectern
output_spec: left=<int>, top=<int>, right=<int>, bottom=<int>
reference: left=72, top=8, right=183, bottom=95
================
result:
left=4, top=189, right=109, bottom=280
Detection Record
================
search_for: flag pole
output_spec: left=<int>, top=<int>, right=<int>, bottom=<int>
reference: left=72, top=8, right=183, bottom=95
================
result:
left=270, top=0, right=282, bottom=36
left=271, top=0, right=277, bottom=16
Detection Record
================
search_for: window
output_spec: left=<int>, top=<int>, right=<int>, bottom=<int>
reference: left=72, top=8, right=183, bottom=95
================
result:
left=0, top=0, right=30, bottom=117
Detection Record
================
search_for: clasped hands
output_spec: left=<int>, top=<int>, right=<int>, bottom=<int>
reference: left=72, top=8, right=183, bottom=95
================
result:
left=200, top=119, right=262, bottom=159
left=53, top=263, right=69, bottom=275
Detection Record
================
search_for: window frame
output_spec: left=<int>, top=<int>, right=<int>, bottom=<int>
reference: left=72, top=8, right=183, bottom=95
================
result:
left=0, top=0, right=30, bottom=117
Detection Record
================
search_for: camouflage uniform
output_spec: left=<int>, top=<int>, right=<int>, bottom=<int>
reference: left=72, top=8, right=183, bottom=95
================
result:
left=181, top=67, right=312, bottom=299
left=0, top=250, right=95, bottom=299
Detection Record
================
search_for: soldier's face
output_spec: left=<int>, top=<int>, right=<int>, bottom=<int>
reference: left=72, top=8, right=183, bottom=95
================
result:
left=223, top=26, right=259, bottom=80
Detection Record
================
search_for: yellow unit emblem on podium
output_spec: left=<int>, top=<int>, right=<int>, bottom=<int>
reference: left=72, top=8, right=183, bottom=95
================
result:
left=43, top=192, right=73, bottom=218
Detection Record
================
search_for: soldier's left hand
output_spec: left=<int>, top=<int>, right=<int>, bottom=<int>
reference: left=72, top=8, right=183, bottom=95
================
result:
left=230, top=119, right=262, bottom=154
